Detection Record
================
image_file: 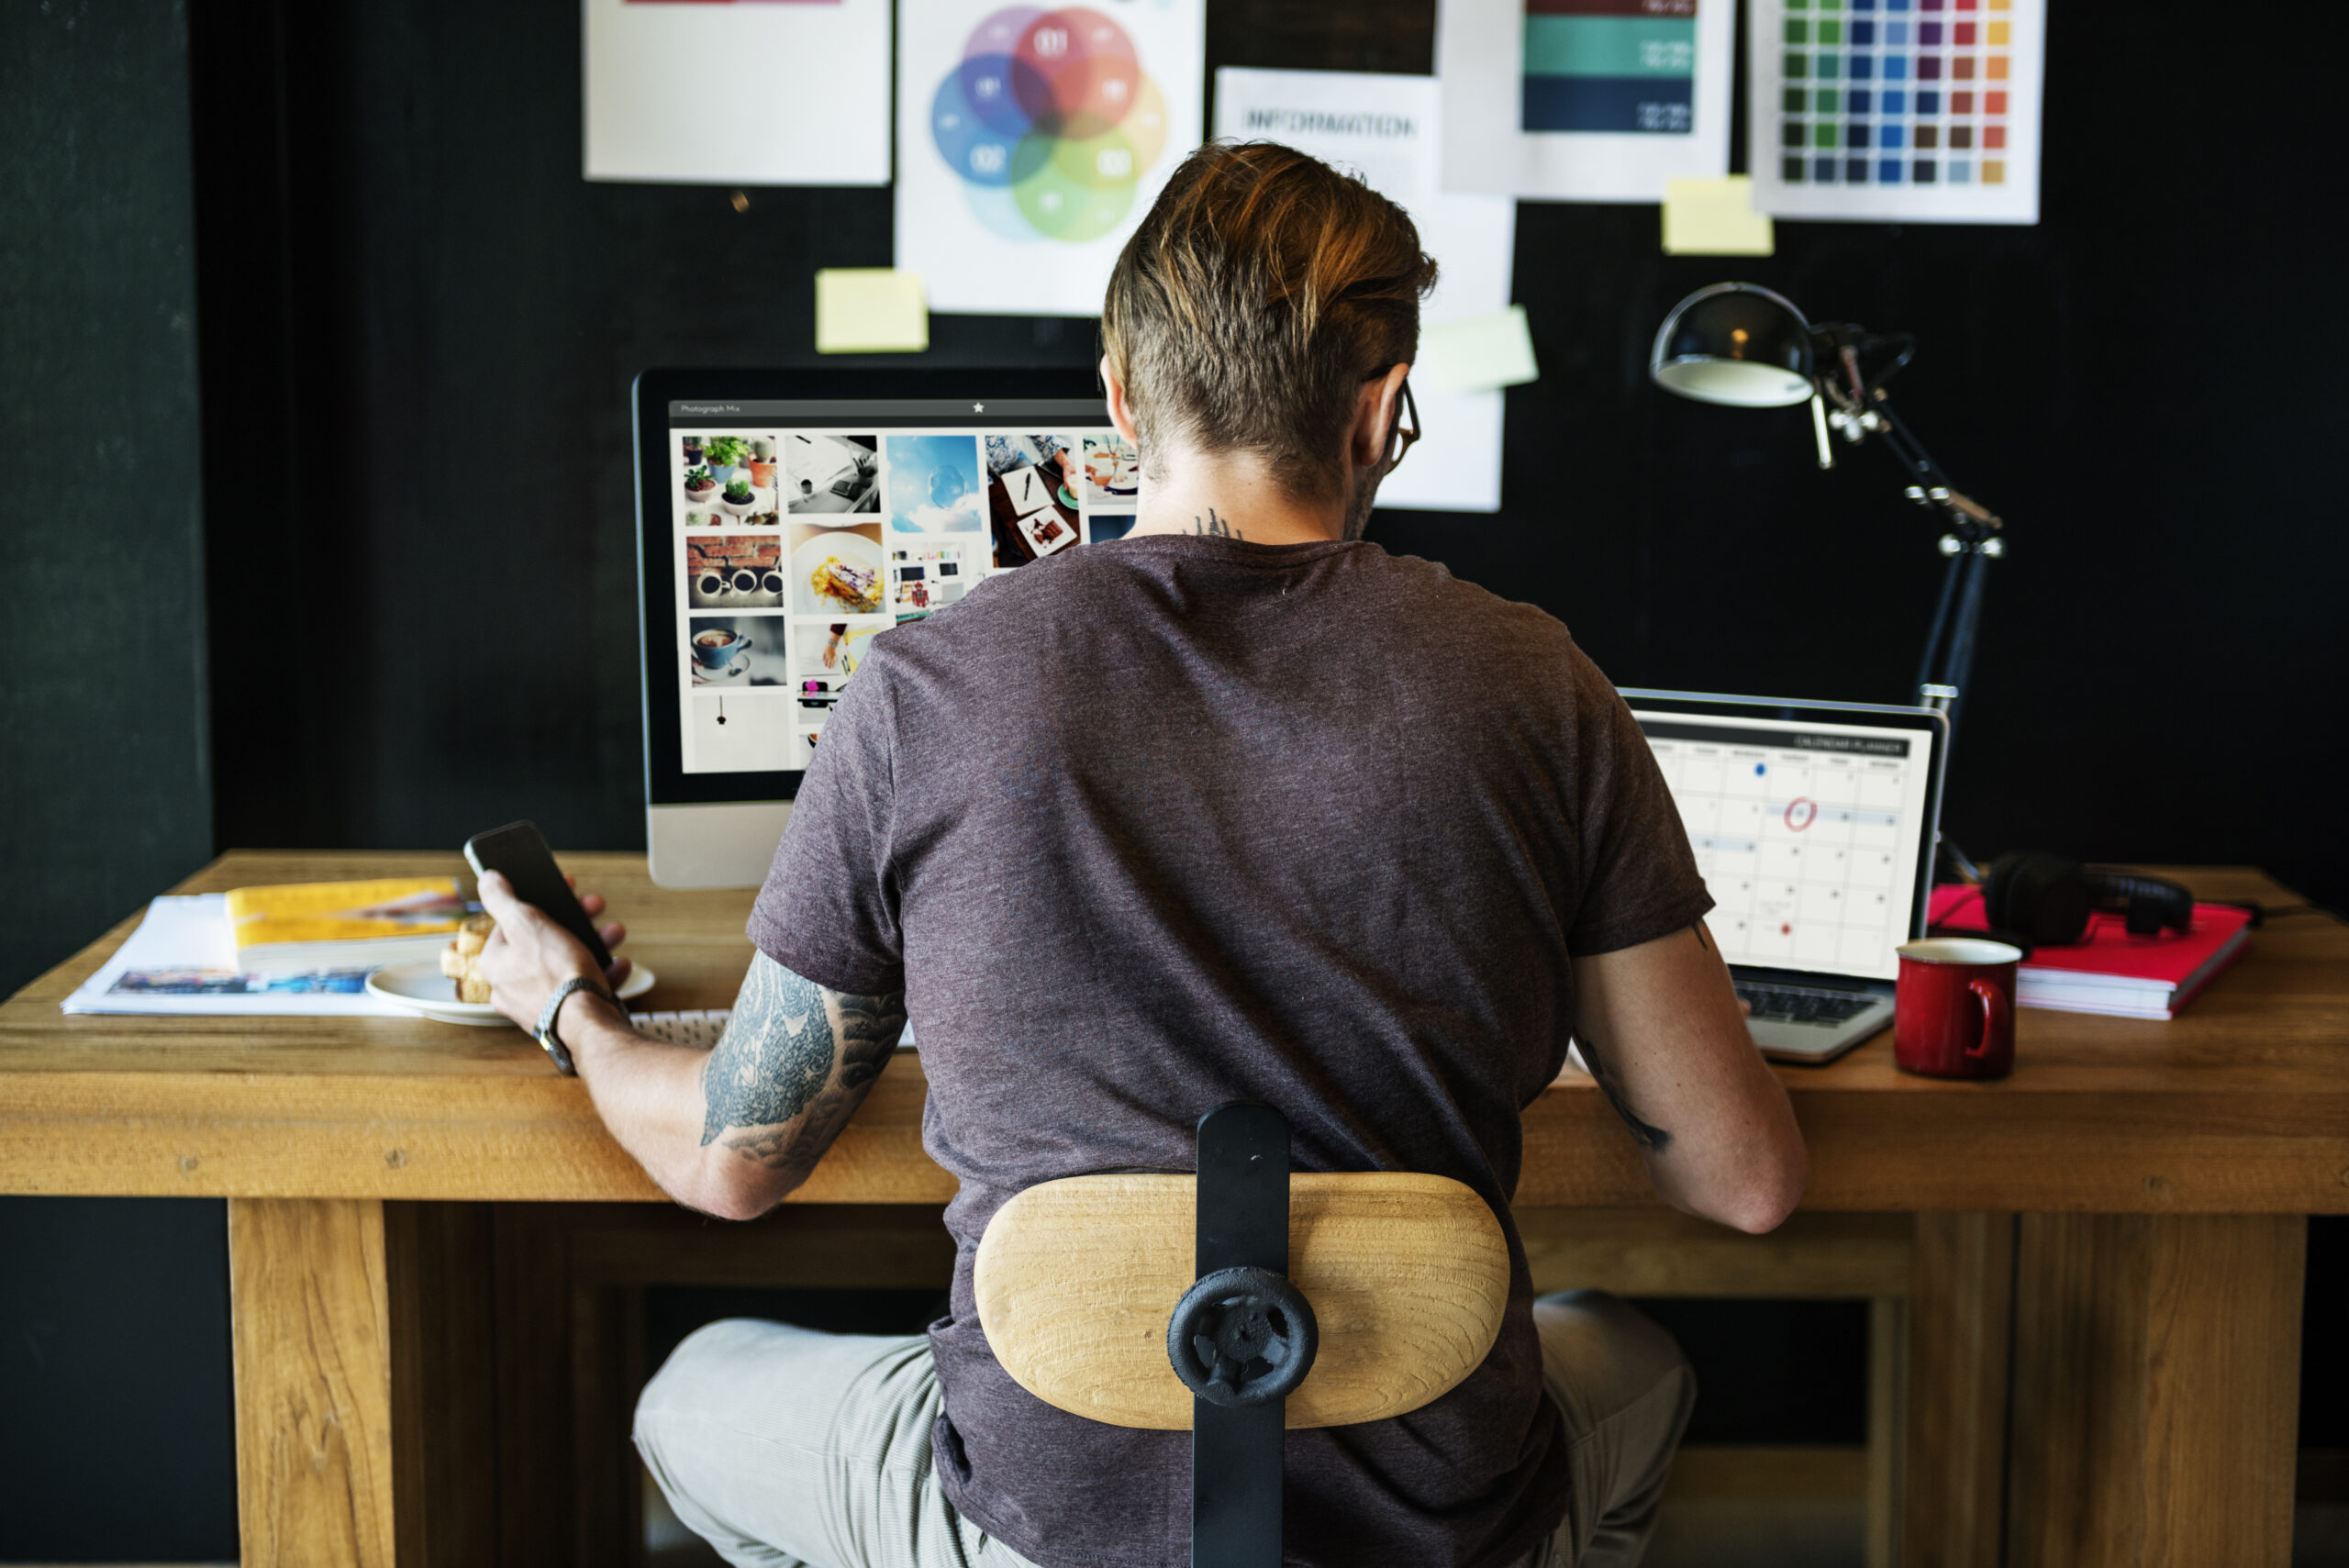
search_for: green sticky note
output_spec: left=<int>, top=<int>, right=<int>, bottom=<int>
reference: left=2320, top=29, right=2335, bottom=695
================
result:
left=1661, top=177, right=1776, bottom=257
left=815, top=269, right=929, bottom=355
left=1416, top=306, right=1539, bottom=394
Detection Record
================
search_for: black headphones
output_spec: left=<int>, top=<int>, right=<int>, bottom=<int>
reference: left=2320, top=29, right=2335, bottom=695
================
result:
left=1976, top=852, right=2194, bottom=945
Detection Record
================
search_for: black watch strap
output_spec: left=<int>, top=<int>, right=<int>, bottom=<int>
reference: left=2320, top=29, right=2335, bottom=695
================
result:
left=535, top=976, right=612, bottom=1076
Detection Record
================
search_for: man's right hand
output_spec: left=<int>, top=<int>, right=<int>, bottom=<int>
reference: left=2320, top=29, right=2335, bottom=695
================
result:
left=473, top=870, right=631, bottom=1033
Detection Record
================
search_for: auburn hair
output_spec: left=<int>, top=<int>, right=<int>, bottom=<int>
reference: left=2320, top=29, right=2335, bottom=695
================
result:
left=1101, top=140, right=1439, bottom=503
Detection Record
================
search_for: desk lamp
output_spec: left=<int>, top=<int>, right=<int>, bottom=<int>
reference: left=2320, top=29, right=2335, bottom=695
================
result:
left=1650, top=282, right=2008, bottom=738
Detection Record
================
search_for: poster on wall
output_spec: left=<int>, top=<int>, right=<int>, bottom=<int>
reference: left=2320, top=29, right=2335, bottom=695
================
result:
left=583, top=0, right=891, bottom=186
left=1746, top=0, right=2043, bottom=224
left=1437, top=0, right=1734, bottom=202
left=896, top=0, right=1206, bottom=315
left=1213, top=69, right=1514, bottom=514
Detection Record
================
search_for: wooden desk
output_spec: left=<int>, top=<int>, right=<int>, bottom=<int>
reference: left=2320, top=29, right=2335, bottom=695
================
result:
left=4, top=852, right=2342, bottom=1566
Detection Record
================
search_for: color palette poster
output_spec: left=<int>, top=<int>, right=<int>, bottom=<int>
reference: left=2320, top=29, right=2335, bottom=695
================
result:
left=1521, top=0, right=1698, bottom=135
left=1747, top=0, right=2043, bottom=223
left=1439, top=0, right=1732, bottom=201
left=896, top=0, right=1205, bottom=316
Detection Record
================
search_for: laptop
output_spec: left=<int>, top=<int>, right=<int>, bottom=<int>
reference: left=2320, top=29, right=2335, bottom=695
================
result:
left=1620, top=690, right=1951, bottom=1064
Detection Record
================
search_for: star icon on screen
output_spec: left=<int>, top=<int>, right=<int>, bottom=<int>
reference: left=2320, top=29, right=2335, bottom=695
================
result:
left=973, top=403, right=985, bottom=413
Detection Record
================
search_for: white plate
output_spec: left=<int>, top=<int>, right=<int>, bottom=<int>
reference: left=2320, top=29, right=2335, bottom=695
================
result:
left=366, top=960, right=655, bottom=1027
left=790, top=528, right=885, bottom=616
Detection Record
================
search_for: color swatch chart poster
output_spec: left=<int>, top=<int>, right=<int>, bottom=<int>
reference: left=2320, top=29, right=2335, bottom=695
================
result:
left=1747, top=0, right=2043, bottom=223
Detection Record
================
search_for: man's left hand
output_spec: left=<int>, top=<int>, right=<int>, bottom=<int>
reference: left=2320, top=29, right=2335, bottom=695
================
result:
left=474, top=870, right=632, bottom=1031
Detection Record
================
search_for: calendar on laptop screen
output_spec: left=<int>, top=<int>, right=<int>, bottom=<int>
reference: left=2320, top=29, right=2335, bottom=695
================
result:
left=1631, top=708, right=1936, bottom=983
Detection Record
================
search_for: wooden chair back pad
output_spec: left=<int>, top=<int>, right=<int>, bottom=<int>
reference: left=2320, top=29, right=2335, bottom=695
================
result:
left=974, top=1172, right=1509, bottom=1431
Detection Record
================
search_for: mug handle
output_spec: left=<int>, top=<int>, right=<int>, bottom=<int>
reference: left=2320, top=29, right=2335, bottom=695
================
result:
left=1966, top=976, right=2010, bottom=1061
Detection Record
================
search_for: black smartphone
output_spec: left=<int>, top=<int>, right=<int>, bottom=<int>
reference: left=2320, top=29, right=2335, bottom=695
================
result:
left=462, top=820, right=613, bottom=969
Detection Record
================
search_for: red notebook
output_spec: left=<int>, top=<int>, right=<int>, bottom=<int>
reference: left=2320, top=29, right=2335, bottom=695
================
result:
left=1928, top=884, right=2253, bottom=1020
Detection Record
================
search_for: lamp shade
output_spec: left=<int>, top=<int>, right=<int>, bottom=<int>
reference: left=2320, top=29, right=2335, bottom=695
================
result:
left=1650, top=283, right=1816, bottom=407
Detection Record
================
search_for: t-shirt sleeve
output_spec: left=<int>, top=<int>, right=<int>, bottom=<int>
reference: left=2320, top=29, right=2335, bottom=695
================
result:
left=744, top=656, right=906, bottom=995
left=1563, top=651, right=1715, bottom=955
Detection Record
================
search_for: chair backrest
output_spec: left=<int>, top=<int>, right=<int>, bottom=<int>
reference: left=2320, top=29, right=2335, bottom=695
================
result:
left=975, top=1169, right=1510, bottom=1429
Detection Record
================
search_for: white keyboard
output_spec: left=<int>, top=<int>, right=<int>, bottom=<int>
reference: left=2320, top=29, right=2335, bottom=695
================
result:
left=629, top=1009, right=732, bottom=1047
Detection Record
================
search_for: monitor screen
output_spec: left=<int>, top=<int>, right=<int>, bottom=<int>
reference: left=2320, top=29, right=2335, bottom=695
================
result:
left=637, top=373, right=1120, bottom=805
left=1623, top=695, right=1945, bottom=984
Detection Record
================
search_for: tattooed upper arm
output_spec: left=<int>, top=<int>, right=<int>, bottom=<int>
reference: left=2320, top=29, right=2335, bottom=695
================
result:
left=1575, top=1031, right=1674, bottom=1155
left=699, top=951, right=906, bottom=1175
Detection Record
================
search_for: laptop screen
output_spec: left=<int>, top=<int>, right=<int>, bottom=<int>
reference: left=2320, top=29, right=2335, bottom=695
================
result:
left=1624, top=697, right=1944, bottom=984
left=653, top=393, right=1123, bottom=780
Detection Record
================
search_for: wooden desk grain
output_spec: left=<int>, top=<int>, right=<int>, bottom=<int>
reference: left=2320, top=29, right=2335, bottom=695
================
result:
left=4, top=854, right=2345, bottom=1213
left=4, top=852, right=2340, bottom=1568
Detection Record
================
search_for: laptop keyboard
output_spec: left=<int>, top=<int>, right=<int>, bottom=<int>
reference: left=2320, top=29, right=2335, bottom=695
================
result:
left=1735, top=984, right=1882, bottom=1027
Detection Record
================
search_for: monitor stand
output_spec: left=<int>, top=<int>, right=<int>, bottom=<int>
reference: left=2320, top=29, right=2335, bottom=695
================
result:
left=647, top=801, right=794, bottom=888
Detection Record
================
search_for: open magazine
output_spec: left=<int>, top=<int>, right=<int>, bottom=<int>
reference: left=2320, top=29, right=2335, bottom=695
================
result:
left=61, top=895, right=408, bottom=1017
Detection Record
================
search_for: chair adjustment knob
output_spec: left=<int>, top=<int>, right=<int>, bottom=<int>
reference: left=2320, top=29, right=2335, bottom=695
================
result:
left=1165, top=1265, right=1319, bottom=1408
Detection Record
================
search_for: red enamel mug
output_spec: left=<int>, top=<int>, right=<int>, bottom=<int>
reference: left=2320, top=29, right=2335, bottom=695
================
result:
left=1893, top=937, right=2022, bottom=1080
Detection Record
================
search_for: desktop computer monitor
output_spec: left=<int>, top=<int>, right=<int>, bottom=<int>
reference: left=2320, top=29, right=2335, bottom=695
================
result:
left=635, top=367, right=1122, bottom=886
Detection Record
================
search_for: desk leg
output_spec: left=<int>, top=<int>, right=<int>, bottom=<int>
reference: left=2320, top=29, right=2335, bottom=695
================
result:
left=1902, top=1212, right=2015, bottom=1568
left=228, top=1197, right=397, bottom=1568
left=2008, top=1213, right=2305, bottom=1568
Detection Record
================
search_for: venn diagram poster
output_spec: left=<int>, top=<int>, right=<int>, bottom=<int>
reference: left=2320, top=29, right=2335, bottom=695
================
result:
left=1746, top=0, right=2044, bottom=223
left=897, top=0, right=1206, bottom=316
left=1438, top=0, right=1734, bottom=201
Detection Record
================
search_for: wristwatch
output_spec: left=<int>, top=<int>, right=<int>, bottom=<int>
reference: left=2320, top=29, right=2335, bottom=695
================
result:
left=535, top=975, right=614, bottom=1076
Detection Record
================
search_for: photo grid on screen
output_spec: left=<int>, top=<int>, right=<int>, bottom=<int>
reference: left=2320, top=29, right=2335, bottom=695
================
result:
left=671, top=415, right=1134, bottom=774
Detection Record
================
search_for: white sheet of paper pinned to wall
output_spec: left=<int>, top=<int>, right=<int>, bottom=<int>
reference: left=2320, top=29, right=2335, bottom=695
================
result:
left=584, top=0, right=891, bottom=186
left=1663, top=175, right=1776, bottom=255
left=815, top=269, right=930, bottom=355
left=1212, top=67, right=1515, bottom=513
left=1415, top=306, right=1539, bottom=394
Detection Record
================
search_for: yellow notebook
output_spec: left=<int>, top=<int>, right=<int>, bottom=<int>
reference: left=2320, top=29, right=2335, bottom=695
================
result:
left=225, top=877, right=467, bottom=974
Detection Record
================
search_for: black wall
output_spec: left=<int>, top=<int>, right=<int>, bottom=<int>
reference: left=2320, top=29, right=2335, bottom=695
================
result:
left=192, top=0, right=2349, bottom=908
left=0, top=6, right=211, bottom=1002
left=6, top=0, right=2344, bottom=1558
left=0, top=1, right=229, bottom=1561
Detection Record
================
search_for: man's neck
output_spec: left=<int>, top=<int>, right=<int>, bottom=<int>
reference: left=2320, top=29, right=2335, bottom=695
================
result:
left=1123, top=451, right=1347, bottom=545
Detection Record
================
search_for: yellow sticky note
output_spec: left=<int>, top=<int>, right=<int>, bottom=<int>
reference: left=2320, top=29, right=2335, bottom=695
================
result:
left=1415, top=306, right=1539, bottom=394
left=815, top=269, right=929, bottom=354
left=1662, top=176, right=1776, bottom=257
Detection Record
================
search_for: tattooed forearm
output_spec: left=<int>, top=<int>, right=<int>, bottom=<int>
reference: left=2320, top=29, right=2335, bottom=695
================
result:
left=1575, top=1032, right=1674, bottom=1154
left=1190, top=507, right=1240, bottom=539
left=698, top=952, right=906, bottom=1168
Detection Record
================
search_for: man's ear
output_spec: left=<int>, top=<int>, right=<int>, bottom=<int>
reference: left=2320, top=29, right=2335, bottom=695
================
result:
left=1350, top=362, right=1412, bottom=474
left=1101, top=355, right=1142, bottom=446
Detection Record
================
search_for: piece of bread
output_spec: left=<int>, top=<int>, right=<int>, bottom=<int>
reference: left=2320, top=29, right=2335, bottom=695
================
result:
left=440, top=915, right=495, bottom=1005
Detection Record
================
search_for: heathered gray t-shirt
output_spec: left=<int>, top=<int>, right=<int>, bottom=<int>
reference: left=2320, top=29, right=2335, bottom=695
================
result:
left=750, top=534, right=1712, bottom=1568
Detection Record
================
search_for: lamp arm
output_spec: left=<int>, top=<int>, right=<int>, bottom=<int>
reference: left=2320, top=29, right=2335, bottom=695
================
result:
left=1820, top=387, right=2009, bottom=725
left=1822, top=384, right=2006, bottom=541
